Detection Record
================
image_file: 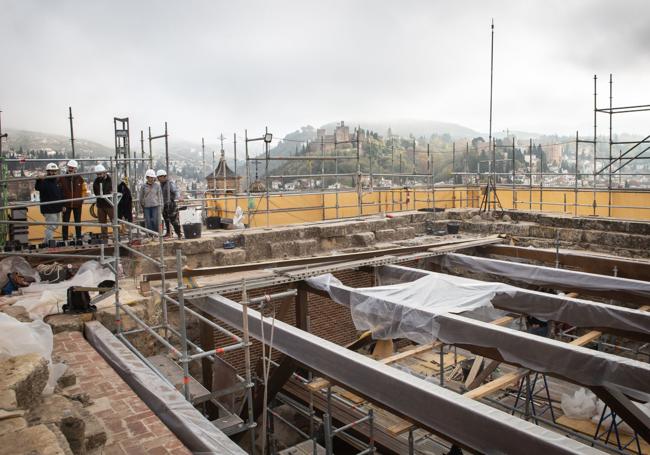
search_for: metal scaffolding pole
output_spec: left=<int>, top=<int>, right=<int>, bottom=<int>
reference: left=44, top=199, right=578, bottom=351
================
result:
left=68, top=107, right=76, bottom=159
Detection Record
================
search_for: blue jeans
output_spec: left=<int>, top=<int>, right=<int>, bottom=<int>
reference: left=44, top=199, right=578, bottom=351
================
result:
left=143, top=206, right=160, bottom=234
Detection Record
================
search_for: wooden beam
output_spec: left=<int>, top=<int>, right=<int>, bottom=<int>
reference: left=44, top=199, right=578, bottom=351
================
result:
left=464, top=356, right=484, bottom=389
left=466, top=360, right=500, bottom=390
left=464, top=369, right=528, bottom=400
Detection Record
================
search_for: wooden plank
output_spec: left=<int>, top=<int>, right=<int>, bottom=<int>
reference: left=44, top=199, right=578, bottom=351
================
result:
left=556, top=416, right=650, bottom=454
left=386, top=419, right=416, bottom=436
left=570, top=330, right=602, bottom=346
left=381, top=342, right=439, bottom=365
left=334, top=387, right=366, bottom=405
left=464, top=356, right=483, bottom=388
left=464, top=369, right=528, bottom=400
left=307, top=377, right=331, bottom=392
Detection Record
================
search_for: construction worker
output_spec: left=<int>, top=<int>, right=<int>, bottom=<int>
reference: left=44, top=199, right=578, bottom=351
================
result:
left=34, top=162, right=63, bottom=244
left=157, top=169, right=182, bottom=239
left=139, top=169, right=162, bottom=235
left=59, top=159, right=87, bottom=241
left=92, top=164, right=112, bottom=241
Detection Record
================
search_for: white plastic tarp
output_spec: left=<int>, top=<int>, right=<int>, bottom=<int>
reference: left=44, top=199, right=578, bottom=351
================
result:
left=15, top=261, right=114, bottom=319
left=380, top=264, right=650, bottom=340
left=0, top=313, right=65, bottom=394
left=307, top=272, right=514, bottom=344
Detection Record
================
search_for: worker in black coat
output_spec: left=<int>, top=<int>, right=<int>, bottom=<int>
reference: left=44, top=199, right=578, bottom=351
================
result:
left=34, top=162, right=64, bottom=243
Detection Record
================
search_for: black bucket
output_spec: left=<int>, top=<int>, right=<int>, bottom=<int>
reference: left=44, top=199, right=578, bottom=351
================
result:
left=206, top=216, right=221, bottom=229
left=447, top=221, right=460, bottom=235
left=182, top=223, right=202, bottom=239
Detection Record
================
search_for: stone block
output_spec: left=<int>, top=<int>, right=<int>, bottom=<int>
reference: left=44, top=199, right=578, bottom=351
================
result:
left=528, top=225, right=557, bottom=239
left=557, top=228, right=583, bottom=244
left=317, top=223, right=351, bottom=238
left=0, top=424, right=72, bottom=455
left=0, top=416, right=27, bottom=435
left=350, top=232, right=375, bottom=247
left=0, top=353, right=48, bottom=409
left=395, top=226, right=416, bottom=240
left=213, top=248, right=246, bottom=265
left=295, top=239, right=318, bottom=256
left=45, top=314, right=84, bottom=334
left=27, top=394, right=86, bottom=455
left=375, top=229, right=397, bottom=242
left=0, top=390, right=17, bottom=411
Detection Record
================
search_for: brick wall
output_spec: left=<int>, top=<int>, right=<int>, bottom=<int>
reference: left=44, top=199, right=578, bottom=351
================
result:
left=209, top=269, right=373, bottom=376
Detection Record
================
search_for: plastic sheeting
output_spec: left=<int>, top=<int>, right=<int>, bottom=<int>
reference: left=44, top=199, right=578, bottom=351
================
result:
left=84, top=321, right=245, bottom=455
left=0, top=313, right=66, bottom=394
left=307, top=272, right=514, bottom=344
left=307, top=273, right=650, bottom=393
left=0, top=256, right=40, bottom=289
left=15, top=261, right=114, bottom=319
left=379, top=264, right=650, bottom=341
left=435, top=253, right=650, bottom=298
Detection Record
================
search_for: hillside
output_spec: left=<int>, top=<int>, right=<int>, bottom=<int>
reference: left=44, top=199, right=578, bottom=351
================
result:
left=4, top=129, right=113, bottom=157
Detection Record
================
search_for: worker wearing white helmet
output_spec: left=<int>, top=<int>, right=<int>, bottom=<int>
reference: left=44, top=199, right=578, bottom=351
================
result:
left=93, top=163, right=112, bottom=240
left=157, top=169, right=182, bottom=239
left=60, top=158, right=87, bottom=240
left=35, top=163, right=64, bottom=243
left=139, top=169, right=162, bottom=234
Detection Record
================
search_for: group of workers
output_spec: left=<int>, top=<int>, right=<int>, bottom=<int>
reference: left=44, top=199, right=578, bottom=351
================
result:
left=35, top=160, right=182, bottom=244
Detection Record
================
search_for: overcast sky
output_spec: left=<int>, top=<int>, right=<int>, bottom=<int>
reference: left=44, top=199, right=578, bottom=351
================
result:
left=2, top=0, right=649, bottom=149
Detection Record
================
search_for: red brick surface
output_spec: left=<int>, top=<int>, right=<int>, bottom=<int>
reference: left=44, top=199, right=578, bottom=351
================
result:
left=212, top=269, right=371, bottom=374
left=53, top=331, right=191, bottom=455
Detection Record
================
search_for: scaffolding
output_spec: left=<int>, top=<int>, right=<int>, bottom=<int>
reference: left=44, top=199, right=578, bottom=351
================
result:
left=0, top=117, right=260, bottom=451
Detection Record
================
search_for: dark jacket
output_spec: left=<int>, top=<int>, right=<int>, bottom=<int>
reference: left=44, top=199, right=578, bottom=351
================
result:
left=93, top=175, right=112, bottom=209
left=160, top=180, right=179, bottom=206
left=35, top=177, right=63, bottom=214
left=59, top=174, right=87, bottom=208
left=117, top=181, right=133, bottom=221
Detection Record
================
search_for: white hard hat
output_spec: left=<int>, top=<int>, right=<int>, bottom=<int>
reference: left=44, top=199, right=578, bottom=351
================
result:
left=46, top=163, right=59, bottom=171
left=67, top=159, right=78, bottom=168
left=145, top=169, right=156, bottom=178
left=95, top=164, right=106, bottom=173
left=156, top=169, right=167, bottom=177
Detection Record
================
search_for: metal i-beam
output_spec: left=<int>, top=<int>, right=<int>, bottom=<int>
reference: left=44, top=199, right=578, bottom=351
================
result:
left=477, top=244, right=650, bottom=283
left=381, top=264, right=650, bottom=342
left=436, top=252, right=650, bottom=303
left=194, top=294, right=602, bottom=454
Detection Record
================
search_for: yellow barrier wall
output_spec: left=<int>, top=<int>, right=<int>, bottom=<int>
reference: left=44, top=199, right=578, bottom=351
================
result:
left=24, top=186, right=650, bottom=240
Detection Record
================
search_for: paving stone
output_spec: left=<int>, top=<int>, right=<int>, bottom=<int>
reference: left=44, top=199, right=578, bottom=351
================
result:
left=0, top=353, right=49, bottom=409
